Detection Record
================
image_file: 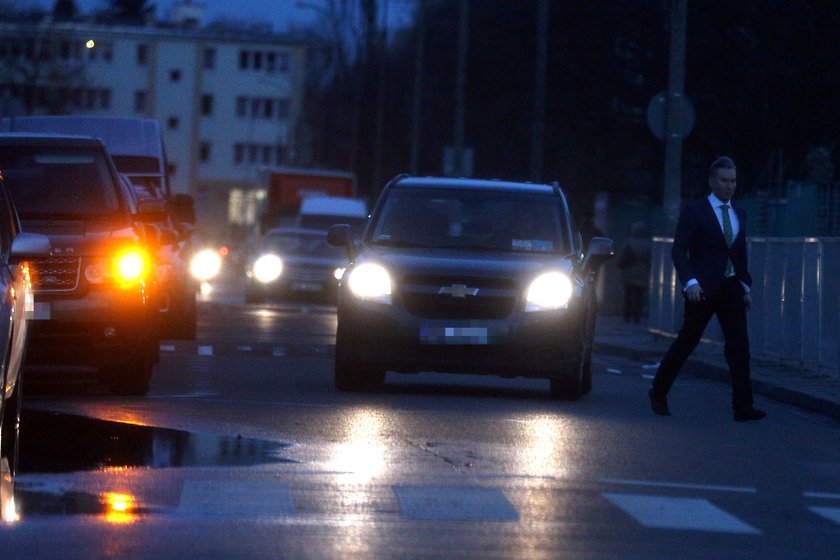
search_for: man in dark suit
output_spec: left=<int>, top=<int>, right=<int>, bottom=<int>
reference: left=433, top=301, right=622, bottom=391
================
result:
left=649, top=156, right=766, bottom=422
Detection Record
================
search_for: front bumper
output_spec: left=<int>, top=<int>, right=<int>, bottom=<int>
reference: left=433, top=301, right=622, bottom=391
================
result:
left=337, top=296, right=585, bottom=379
left=25, top=287, right=157, bottom=368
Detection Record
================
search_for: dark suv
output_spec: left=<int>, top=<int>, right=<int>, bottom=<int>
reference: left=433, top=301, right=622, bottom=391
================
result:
left=328, top=175, right=613, bottom=399
left=0, top=133, right=162, bottom=395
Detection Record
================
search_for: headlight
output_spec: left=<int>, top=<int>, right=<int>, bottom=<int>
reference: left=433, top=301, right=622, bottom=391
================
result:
left=253, top=254, right=283, bottom=283
left=190, top=248, right=222, bottom=281
left=525, top=271, right=573, bottom=311
left=333, top=267, right=346, bottom=280
left=347, top=263, right=391, bottom=302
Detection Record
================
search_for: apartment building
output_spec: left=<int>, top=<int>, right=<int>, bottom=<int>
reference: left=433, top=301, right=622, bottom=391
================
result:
left=0, top=11, right=306, bottom=235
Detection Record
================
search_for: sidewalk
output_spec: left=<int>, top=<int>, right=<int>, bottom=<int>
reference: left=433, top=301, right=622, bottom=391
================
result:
left=593, top=315, right=840, bottom=421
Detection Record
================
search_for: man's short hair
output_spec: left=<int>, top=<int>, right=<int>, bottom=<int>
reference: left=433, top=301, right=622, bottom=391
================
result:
left=709, top=156, right=736, bottom=179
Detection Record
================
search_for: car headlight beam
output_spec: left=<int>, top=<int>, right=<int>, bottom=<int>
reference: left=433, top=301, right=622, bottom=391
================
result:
left=347, top=263, right=391, bottom=302
left=525, top=271, right=573, bottom=311
left=190, top=249, right=223, bottom=282
left=253, top=254, right=283, bottom=284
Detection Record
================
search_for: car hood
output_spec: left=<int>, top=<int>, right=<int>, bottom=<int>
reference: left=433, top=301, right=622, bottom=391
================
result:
left=20, top=220, right=140, bottom=256
left=357, top=245, right=574, bottom=284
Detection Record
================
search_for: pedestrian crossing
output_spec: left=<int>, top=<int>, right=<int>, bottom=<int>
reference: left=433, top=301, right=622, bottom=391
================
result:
left=165, top=478, right=840, bottom=535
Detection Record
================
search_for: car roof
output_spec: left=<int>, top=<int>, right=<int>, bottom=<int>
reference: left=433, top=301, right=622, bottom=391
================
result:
left=391, top=175, right=563, bottom=196
left=1, top=116, right=163, bottom=158
left=0, top=132, right=106, bottom=148
left=265, top=227, right=328, bottom=237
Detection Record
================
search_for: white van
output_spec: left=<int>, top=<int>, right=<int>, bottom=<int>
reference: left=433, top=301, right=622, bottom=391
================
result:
left=297, top=196, right=368, bottom=234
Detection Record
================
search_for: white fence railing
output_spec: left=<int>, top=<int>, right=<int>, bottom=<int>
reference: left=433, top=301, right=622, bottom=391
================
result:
left=649, top=237, right=840, bottom=378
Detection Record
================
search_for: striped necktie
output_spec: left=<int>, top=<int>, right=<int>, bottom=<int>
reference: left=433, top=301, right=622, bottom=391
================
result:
left=720, top=203, right=734, bottom=277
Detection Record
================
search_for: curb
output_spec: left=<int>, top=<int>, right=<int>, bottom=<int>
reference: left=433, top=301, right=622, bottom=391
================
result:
left=594, top=340, right=840, bottom=421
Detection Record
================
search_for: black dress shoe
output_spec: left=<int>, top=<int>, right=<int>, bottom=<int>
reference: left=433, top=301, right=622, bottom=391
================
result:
left=734, top=407, right=767, bottom=422
left=648, top=388, right=671, bottom=416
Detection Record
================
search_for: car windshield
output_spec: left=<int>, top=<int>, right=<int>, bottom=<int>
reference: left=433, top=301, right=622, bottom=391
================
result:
left=264, top=232, right=346, bottom=259
left=0, top=146, right=121, bottom=218
left=369, top=187, right=570, bottom=254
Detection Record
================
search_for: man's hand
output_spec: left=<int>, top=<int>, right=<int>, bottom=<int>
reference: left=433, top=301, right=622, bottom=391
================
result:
left=743, top=292, right=752, bottom=311
left=685, top=284, right=703, bottom=304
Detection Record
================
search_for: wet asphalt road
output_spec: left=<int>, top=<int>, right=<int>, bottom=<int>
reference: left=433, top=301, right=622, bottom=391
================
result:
left=3, top=276, right=840, bottom=559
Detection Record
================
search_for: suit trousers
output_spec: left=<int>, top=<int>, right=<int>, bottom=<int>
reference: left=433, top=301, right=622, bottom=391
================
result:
left=651, top=277, right=753, bottom=410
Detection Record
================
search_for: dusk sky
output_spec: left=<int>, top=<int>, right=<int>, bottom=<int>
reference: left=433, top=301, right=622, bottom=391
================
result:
left=17, top=0, right=416, bottom=32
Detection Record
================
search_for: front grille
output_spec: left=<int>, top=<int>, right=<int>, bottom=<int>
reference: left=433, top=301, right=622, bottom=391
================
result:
left=29, top=256, right=82, bottom=292
left=286, top=266, right=330, bottom=282
left=400, top=275, right=518, bottom=320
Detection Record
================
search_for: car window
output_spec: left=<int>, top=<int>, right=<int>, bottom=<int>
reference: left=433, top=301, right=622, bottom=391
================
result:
left=1, top=147, right=121, bottom=218
left=265, top=233, right=345, bottom=258
left=370, top=188, right=569, bottom=254
left=0, top=178, right=15, bottom=258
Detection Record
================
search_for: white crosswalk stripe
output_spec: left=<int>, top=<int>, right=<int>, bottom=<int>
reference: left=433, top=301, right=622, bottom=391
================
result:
left=602, top=493, right=761, bottom=534
left=393, top=485, right=518, bottom=521
left=178, top=481, right=295, bottom=517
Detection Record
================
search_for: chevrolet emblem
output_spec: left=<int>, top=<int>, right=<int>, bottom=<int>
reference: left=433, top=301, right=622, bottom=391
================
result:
left=438, top=284, right=479, bottom=298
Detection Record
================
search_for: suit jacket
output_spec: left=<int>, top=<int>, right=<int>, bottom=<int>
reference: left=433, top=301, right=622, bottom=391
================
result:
left=671, top=197, right=752, bottom=297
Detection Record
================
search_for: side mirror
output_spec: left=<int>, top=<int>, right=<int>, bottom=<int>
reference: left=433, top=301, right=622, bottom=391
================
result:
left=327, top=224, right=354, bottom=257
left=170, top=193, right=196, bottom=226
left=584, top=236, right=614, bottom=269
left=135, top=197, right=170, bottom=224
left=11, top=232, right=51, bottom=257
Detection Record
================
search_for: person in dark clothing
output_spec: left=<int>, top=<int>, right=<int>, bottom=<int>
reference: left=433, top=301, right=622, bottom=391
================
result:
left=616, top=221, right=651, bottom=324
left=648, top=156, right=766, bottom=422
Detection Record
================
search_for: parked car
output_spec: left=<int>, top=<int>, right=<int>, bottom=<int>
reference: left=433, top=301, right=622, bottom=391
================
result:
left=245, top=227, right=348, bottom=303
left=328, top=175, right=613, bottom=399
left=0, top=116, right=198, bottom=340
left=0, top=172, right=51, bottom=475
left=0, top=133, right=163, bottom=395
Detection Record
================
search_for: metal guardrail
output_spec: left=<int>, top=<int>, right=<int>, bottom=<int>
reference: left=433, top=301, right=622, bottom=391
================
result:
left=649, top=237, right=840, bottom=378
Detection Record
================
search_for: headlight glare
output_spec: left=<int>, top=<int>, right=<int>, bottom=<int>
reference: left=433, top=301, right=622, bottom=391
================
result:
left=525, top=271, right=573, bottom=311
left=348, top=263, right=391, bottom=301
left=253, top=254, right=283, bottom=283
left=114, top=248, right=150, bottom=284
left=190, top=249, right=222, bottom=281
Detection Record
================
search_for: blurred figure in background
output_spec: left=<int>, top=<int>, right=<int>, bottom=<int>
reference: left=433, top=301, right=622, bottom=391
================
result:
left=616, top=221, right=651, bottom=323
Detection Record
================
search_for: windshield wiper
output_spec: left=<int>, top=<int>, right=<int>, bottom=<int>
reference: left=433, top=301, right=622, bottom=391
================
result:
left=372, top=239, right=429, bottom=248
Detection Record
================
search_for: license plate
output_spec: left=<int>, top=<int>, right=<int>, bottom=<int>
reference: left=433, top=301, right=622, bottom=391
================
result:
left=292, top=282, right=322, bottom=292
left=34, top=302, right=51, bottom=320
left=420, top=325, right=489, bottom=345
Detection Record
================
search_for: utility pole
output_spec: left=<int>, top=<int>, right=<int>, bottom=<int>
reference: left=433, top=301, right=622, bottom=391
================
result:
left=372, top=0, right=389, bottom=190
left=530, top=0, right=549, bottom=182
left=409, top=2, right=425, bottom=175
left=663, top=0, right=687, bottom=229
left=453, top=0, right=468, bottom=176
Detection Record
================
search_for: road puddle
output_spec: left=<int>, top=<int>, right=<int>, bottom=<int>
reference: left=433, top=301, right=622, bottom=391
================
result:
left=1, top=411, right=298, bottom=522
left=17, top=410, right=296, bottom=473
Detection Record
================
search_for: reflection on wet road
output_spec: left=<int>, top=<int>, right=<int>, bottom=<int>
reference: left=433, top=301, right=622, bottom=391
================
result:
left=18, top=410, right=296, bottom=473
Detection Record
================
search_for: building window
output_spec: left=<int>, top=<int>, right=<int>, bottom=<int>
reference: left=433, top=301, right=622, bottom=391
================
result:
left=234, top=144, right=244, bottom=165
left=134, top=90, right=147, bottom=113
left=99, top=89, right=111, bottom=109
left=239, top=50, right=249, bottom=70
left=236, top=97, right=247, bottom=117
left=170, top=69, right=181, bottom=82
left=203, top=47, right=215, bottom=70
left=167, top=116, right=179, bottom=130
left=278, top=52, right=290, bottom=73
left=277, top=99, right=289, bottom=119
left=136, top=44, right=148, bottom=66
left=201, top=94, right=213, bottom=116
left=199, top=142, right=211, bottom=163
